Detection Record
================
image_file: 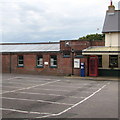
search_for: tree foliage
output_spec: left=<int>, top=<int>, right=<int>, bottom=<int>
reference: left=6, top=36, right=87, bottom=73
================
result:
left=78, top=33, right=105, bottom=41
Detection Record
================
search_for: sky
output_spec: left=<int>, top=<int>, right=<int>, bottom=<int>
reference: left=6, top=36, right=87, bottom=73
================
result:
left=0, top=0, right=120, bottom=43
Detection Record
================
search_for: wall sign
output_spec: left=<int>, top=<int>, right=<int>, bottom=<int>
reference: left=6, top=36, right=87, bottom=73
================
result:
left=44, top=62, right=49, bottom=65
left=74, top=59, right=80, bottom=68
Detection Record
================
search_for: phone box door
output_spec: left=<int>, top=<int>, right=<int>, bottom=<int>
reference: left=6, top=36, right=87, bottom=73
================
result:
left=89, top=56, right=98, bottom=77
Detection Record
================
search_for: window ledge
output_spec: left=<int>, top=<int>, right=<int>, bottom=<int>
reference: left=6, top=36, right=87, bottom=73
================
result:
left=63, top=56, right=70, bottom=58
left=17, top=66, right=24, bottom=68
left=75, top=56, right=83, bottom=58
left=36, top=66, right=44, bottom=68
left=50, top=66, right=57, bottom=68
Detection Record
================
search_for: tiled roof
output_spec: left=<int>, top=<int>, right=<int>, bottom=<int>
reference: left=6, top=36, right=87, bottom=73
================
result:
left=102, top=10, right=120, bottom=33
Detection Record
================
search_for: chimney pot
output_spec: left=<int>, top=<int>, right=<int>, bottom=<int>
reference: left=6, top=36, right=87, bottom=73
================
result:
left=107, top=1, right=115, bottom=13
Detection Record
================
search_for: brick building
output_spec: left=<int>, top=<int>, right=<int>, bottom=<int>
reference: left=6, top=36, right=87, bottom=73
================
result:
left=1, top=2, right=119, bottom=77
left=1, top=40, right=104, bottom=76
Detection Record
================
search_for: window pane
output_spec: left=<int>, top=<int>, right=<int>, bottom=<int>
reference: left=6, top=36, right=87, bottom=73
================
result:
left=51, top=61, right=54, bottom=66
left=19, top=56, right=23, bottom=60
left=98, top=55, right=102, bottom=67
left=109, top=55, right=118, bottom=67
left=54, top=60, right=57, bottom=65
left=37, top=60, right=43, bottom=66
left=18, top=55, right=24, bottom=66
left=19, top=61, right=23, bottom=64
left=63, top=51, right=70, bottom=57
left=75, top=51, right=82, bottom=56
left=50, top=55, right=57, bottom=66
left=37, top=55, right=43, bottom=66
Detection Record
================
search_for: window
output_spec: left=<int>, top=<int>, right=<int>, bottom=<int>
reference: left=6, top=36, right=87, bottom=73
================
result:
left=109, top=55, right=118, bottom=68
left=98, top=55, right=102, bottom=67
left=75, top=51, right=82, bottom=57
left=18, top=55, right=24, bottom=67
left=36, top=55, right=43, bottom=67
left=50, top=55, right=57, bottom=67
left=63, top=51, right=70, bottom=58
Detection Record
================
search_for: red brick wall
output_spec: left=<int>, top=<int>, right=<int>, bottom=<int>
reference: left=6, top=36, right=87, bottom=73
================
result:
left=60, top=40, right=105, bottom=51
left=72, top=57, right=88, bottom=76
left=2, top=53, right=88, bottom=76
left=2, top=54, right=10, bottom=73
left=10, top=53, right=63, bottom=75
left=60, top=40, right=90, bottom=51
left=91, top=41, right=105, bottom=46
left=2, top=40, right=104, bottom=76
left=59, top=56, right=72, bottom=75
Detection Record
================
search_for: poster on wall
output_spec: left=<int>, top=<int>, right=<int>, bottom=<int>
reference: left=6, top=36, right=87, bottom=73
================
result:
left=74, top=59, right=80, bottom=68
left=44, top=62, right=49, bottom=65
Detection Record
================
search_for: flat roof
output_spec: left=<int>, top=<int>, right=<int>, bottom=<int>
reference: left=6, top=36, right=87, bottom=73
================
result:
left=0, top=43, right=60, bottom=53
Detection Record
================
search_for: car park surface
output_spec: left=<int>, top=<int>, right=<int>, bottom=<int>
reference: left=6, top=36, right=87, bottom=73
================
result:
left=1, top=73, right=118, bottom=119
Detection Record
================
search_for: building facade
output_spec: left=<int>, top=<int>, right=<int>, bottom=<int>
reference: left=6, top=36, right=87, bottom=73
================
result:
left=1, top=40, right=104, bottom=76
left=82, top=2, right=120, bottom=77
left=1, top=3, right=119, bottom=77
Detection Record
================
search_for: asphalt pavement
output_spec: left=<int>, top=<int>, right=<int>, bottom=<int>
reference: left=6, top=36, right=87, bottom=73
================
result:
left=1, top=73, right=119, bottom=119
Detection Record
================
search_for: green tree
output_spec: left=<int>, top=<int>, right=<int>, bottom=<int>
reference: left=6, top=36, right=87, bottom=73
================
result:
left=78, top=33, right=105, bottom=41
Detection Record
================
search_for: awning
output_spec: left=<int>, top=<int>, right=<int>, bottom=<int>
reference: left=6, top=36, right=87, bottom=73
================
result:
left=82, top=46, right=120, bottom=55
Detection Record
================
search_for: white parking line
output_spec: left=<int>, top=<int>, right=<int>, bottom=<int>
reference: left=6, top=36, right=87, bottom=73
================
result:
left=0, top=91, right=12, bottom=94
left=2, top=85, right=22, bottom=89
left=0, top=108, right=51, bottom=115
left=36, top=84, right=107, bottom=118
left=32, top=88, right=70, bottom=92
left=2, top=80, right=46, bottom=85
left=107, top=82, right=110, bottom=85
left=3, top=77, right=17, bottom=81
left=82, top=91, right=92, bottom=94
left=47, top=84, right=83, bottom=89
left=2, top=81, right=38, bottom=85
left=15, top=77, right=54, bottom=81
left=1, top=80, right=61, bottom=94
left=2, top=97, right=73, bottom=106
left=89, top=87, right=98, bottom=90
left=13, top=91, right=86, bottom=99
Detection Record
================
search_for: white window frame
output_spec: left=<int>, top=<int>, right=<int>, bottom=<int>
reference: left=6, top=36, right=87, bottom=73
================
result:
left=18, top=55, right=24, bottom=67
left=50, top=55, right=57, bottom=67
left=109, top=55, right=118, bottom=68
left=37, top=55, right=43, bottom=67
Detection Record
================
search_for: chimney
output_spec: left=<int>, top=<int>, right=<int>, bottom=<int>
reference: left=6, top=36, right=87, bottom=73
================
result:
left=107, top=0, right=115, bottom=13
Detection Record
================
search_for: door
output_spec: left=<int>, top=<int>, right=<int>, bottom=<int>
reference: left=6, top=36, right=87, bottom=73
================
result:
left=89, top=56, right=98, bottom=77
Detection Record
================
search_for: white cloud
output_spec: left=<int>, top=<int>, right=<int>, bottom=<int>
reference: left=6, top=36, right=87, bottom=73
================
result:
left=0, top=0, right=120, bottom=43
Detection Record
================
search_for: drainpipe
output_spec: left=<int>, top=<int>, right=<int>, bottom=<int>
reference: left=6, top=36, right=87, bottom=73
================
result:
left=71, top=49, right=74, bottom=75
left=9, top=52, right=11, bottom=73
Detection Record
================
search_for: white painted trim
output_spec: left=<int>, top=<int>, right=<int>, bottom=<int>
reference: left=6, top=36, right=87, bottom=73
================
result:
left=82, top=53, right=119, bottom=55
